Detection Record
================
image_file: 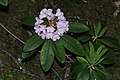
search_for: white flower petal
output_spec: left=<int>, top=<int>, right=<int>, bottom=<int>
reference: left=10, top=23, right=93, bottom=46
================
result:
left=34, top=8, right=69, bottom=41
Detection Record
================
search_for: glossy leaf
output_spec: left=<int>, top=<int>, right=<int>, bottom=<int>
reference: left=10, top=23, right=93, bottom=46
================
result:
left=69, top=22, right=89, bottom=33
left=21, top=16, right=35, bottom=26
left=70, top=61, right=81, bottom=70
left=0, top=0, right=8, bottom=6
left=96, top=22, right=101, bottom=35
left=69, top=65, right=81, bottom=79
left=98, top=27, right=107, bottom=37
left=52, top=41, right=66, bottom=63
left=90, top=70, right=101, bottom=80
left=77, top=34, right=91, bottom=42
left=40, top=40, right=54, bottom=72
left=76, top=57, right=88, bottom=64
left=61, top=35, right=85, bottom=56
left=96, top=67, right=112, bottom=80
left=95, top=48, right=108, bottom=63
left=95, top=47, right=108, bottom=64
left=93, top=24, right=97, bottom=36
left=96, top=45, right=104, bottom=55
left=76, top=66, right=89, bottom=80
left=100, top=36, right=120, bottom=49
left=96, top=57, right=105, bottom=64
left=89, top=42, right=94, bottom=60
left=22, top=50, right=36, bottom=59
left=23, top=34, right=44, bottom=52
left=101, top=51, right=116, bottom=64
left=99, top=48, right=108, bottom=57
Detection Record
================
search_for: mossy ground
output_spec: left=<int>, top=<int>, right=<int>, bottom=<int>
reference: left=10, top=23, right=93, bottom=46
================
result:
left=0, top=0, right=120, bottom=80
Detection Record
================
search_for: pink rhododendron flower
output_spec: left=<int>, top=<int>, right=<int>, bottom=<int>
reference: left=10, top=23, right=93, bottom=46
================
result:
left=34, top=8, right=69, bottom=41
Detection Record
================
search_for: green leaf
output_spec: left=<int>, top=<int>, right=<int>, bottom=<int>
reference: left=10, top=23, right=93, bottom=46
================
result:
left=96, top=57, right=105, bottom=64
left=52, top=41, right=66, bottom=63
left=21, top=16, right=35, bottom=26
left=23, top=34, right=44, bottom=52
left=40, top=40, right=54, bottom=72
left=100, top=36, right=120, bottom=49
left=0, top=0, right=8, bottom=6
left=77, top=34, right=91, bottom=42
left=76, top=57, right=88, bottom=64
left=101, top=50, right=116, bottom=64
left=70, top=61, right=81, bottom=70
left=86, top=54, right=91, bottom=64
left=69, top=65, right=82, bottom=79
left=96, top=22, right=101, bottom=35
left=76, top=67, right=89, bottom=80
left=90, top=70, right=102, bottom=80
left=98, top=27, right=107, bottom=37
left=99, top=48, right=108, bottom=57
left=93, top=24, right=97, bottom=36
left=96, top=67, right=112, bottom=80
left=96, top=45, right=104, bottom=55
left=95, top=48, right=108, bottom=64
left=89, top=42, right=94, bottom=60
left=69, top=22, right=89, bottom=33
left=61, top=35, right=85, bottom=56
left=21, top=50, right=36, bottom=59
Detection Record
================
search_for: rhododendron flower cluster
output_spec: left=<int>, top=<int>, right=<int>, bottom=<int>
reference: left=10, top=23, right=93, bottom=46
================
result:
left=34, top=8, right=69, bottom=41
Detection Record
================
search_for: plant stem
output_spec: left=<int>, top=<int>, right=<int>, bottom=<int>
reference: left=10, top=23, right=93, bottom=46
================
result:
left=66, top=55, right=74, bottom=63
left=52, top=68, right=62, bottom=80
left=0, top=48, right=41, bottom=79
left=0, top=23, right=25, bottom=44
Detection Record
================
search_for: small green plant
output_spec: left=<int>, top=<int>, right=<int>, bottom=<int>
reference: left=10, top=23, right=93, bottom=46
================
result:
left=69, top=42, right=112, bottom=80
left=21, top=8, right=89, bottom=72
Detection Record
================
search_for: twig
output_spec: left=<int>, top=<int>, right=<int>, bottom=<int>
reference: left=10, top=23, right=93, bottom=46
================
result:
left=0, top=23, right=25, bottom=44
left=66, top=55, right=74, bottom=63
left=52, top=68, right=62, bottom=80
left=0, top=48, right=40, bottom=79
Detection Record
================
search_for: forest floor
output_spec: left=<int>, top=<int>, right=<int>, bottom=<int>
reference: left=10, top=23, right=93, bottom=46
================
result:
left=0, top=0, right=120, bottom=80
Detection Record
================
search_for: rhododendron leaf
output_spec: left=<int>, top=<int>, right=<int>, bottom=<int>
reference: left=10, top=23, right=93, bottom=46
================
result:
left=40, top=40, right=54, bottom=72
left=22, top=50, right=36, bottom=59
left=96, top=22, right=101, bottom=35
left=98, top=27, right=107, bottom=37
left=101, top=50, right=116, bottom=64
left=77, top=34, right=91, bottom=42
left=89, top=42, right=95, bottom=61
left=76, top=57, right=88, bottom=64
left=93, top=24, right=97, bottom=36
left=23, top=34, right=44, bottom=52
left=0, top=0, right=8, bottom=6
left=52, top=41, right=66, bottom=63
left=61, top=35, right=85, bottom=56
left=100, top=36, right=120, bottom=49
left=96, top=45, right=104, bottom=55
left=90, top=70, right=101, bottom=80
left=21, top=16, right=35, bottom=26
left=69, top=65, right=82, bottom=79
left=69, top=22, right=89, bottom=33
left=96, top=68, right=112, bottom=80
left=96, top=57, right=105, bottom=64
left=76, top=66, right=89, bottom=80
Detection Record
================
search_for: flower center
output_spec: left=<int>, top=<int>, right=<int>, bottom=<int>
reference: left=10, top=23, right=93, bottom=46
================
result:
left=48, top=17, right=58, bottom=27
left=49, top=20, right=55, bottom=27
